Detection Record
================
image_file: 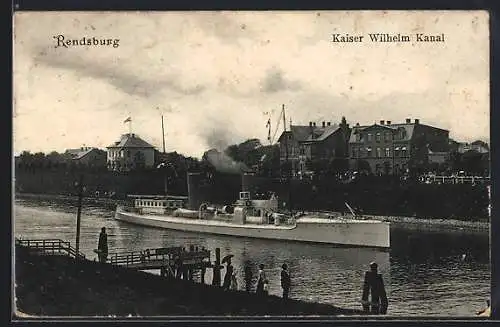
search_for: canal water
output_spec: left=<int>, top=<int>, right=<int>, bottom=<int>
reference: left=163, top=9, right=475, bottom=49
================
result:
left=13, top=198, right=490, bottom=317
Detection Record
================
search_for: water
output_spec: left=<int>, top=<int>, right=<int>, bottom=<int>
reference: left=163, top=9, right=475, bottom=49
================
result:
left=13, top=198, right=490, bottom=317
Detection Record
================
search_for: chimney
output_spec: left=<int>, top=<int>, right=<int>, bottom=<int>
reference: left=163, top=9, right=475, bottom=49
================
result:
left=387, top=120, right=391, bottom=125
left=309, top=122, right=313, bottom=127
left=327, top=122, right=331, bottom=126
left=380, top=120, right=385, bottom=125
left=405, top=118, right=411, bottom=124
left=356, top=122, right=360, bottom=126
left=322, top=121, right=326, bottom=127
left=313, top=122, right=316, bottom=127
left=415, top=119, right=420, bottom=124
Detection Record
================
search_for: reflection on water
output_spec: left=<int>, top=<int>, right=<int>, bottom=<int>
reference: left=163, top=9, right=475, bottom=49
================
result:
left=13, top=199, right=490, bottom=316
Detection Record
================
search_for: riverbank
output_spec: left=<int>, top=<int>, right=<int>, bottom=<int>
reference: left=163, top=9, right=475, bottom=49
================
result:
left=15, top=192, right=489, bottom=234
left=14, top=245, right=364, bottom=317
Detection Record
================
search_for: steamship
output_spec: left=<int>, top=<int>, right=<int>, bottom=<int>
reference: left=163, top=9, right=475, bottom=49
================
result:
left=114, top=112, right=389, bottom=248
left=114, top=176, right=390, bottom=249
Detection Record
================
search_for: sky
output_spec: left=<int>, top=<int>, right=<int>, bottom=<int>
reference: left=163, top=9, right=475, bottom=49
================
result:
left=13, top=11, right=490, bottom=158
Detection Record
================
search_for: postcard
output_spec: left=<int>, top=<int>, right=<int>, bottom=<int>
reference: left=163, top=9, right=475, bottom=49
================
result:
left=13, top=10, right=490, bottom=318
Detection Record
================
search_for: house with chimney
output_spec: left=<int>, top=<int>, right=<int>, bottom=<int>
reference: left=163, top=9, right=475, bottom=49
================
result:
left=107, top=133, right=156, bottom=171
left=278, top=118, right=351, bottom=175
left=348, top=118, right=449, bottom=175
left=64, top=147, right=107, bottom=167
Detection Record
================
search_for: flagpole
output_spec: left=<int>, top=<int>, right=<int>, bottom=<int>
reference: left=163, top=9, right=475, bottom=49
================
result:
left=161, top=115, right=166, bottom=153
left=129, top=119, right=132, bottom=135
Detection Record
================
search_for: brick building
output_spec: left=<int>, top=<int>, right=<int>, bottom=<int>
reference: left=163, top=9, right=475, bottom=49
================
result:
left=278, top=119, right=350, bottom=175
left=348, top=118, right=449, bottom=175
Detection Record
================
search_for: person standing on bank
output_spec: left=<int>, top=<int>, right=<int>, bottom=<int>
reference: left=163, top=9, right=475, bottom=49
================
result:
left=97, top=227, right=108, bottom=263
left=222, top=258, right=234, bottom=291
left=256, top=264, right=269, bottom=296
left=361, top=262, right=388, bottom=314
left=281, top=263, right=291, bottom=300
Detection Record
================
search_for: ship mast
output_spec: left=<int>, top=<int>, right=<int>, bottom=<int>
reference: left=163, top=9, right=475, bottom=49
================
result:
left=281, top=104, right=292, bottom=214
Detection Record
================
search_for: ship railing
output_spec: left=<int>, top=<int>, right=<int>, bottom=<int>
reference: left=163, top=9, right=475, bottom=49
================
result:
left=15, top=238, right=86, bottom=259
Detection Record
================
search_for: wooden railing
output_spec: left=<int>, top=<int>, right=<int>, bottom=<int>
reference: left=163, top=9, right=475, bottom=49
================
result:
left=15, top=238, right=86, bottom=259
left=420, top=176, right=490, bottom=185
left=108, top=246, right=211, bottom=269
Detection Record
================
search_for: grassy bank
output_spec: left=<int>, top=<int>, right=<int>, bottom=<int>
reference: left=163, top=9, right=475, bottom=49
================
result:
left=14, top=245, right=364, bottom=317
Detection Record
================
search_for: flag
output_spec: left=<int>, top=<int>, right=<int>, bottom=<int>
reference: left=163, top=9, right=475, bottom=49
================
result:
left=124, top=117, right=131, bottom=123
left=266, top=118, right=271, bottom=128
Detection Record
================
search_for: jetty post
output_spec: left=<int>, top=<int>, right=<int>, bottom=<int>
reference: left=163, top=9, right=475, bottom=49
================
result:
left=75, top=174, right=84, bottom=259
left=212, top=247, right=221, bottom=287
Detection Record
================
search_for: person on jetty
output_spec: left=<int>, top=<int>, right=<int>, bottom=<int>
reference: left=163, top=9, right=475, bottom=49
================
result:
left=361, top=262, right=388, bottom=314
left=222, top=258, right=234, bottom=291
left=230, top=271, right=238, bottom=291
left=256, top=264, right=269, bottom=296
left=281, top=263, right=291, bottom=300
left=97, top=227, right=108, bottom=263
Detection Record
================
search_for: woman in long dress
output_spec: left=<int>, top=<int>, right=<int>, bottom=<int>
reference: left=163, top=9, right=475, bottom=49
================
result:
left=230, top=272, right=238, bottom=291
left=256, top=264, right=268, bottom=296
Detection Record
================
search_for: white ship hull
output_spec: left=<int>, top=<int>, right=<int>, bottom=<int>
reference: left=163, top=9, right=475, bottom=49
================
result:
left=115, top=206, right=390, bottom=249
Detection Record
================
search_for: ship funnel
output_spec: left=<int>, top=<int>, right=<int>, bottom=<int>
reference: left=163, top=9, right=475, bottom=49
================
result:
left=187, top=172, right=203, bottom=210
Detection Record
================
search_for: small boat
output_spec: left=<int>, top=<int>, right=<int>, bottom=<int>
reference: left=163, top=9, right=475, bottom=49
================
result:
left=114, top=190, right=390, bottom=249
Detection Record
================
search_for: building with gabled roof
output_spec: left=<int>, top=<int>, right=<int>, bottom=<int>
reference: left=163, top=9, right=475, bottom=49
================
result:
left=64, top=147, right=107, bottom=167
left=106, top=133, right=156, bottom=171
left=278, top=119, right=350, bottom=175
left=349, top=118, right=449, bottom=175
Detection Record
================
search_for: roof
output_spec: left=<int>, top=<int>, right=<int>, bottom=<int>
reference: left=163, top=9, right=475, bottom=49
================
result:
left=107, top=133, right=155, bottom=149
left=349, top=123, right=415, bottom=143
left=65, top=147, right=101, bottom=160
left=280, top=124, right=340, bottom=143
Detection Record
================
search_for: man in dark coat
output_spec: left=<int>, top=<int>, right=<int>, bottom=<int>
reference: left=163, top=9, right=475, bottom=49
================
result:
left=222, top=258, right=234, bottom=291
left=362, top=262, right=388, bottom=314
left=97, top=227, right=108, bottom=263
left=281, top=263, right=291, bottom=300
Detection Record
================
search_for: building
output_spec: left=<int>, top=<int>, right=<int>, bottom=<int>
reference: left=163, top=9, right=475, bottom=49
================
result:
left=106, top=133, right=155, bottom=171
left=64, top=147, right=107, bottom=167
left=348, top=118, right=449, bottom=175
left=449, top=140, right=490, bottom=154
left=278, top=119, right=350, bottom=175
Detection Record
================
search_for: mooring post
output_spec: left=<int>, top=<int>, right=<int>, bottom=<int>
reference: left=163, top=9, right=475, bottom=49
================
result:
left=75, top=174, right=84, bottom=260
left=212, top=247, right=221, bottom=287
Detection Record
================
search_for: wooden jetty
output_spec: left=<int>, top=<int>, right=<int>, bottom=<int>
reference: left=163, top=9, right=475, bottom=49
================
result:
left=15, top=238, right=86, bottom=260
left=107, top=245, right=218, bottom=283
left=15, top=238, right=225, bottom=285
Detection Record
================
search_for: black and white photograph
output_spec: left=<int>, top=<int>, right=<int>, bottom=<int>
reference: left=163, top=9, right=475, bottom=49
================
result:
left=13, top=10, right=490, bottom=318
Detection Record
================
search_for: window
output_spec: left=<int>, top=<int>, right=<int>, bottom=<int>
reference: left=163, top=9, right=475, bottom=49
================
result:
left=366, top=147, right=372, bottom=157
left=385, top=132, right=391, bottom=141
left=352, top=147, right=357, bottom=158
left=127, top=150, right=131, bottom=157
left=376, top=133, right=381, bottom=142
left=385, top=148, right=391, bottom=157
left=367, top=133, right=373, bottom=142
left=401, top=146, right=408, bottom=157
left=356, top=133, right=361, bottom=142
left=376, top=147, right=382, bottom=158
left=395, top=147, right=400, bottom=156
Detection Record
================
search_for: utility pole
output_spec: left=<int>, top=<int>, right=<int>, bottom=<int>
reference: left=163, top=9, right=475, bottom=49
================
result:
left=161, top=114, right=166, bottom=154
left=75, top=174, right=84, bottom=259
